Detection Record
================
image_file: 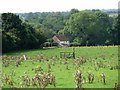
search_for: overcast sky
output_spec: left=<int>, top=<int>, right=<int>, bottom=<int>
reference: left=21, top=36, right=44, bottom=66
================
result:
left=0, top=0, right=119, bottom=13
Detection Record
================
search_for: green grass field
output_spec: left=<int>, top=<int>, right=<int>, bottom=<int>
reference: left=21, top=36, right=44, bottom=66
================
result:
left=2, top=46, right=119, bottom=88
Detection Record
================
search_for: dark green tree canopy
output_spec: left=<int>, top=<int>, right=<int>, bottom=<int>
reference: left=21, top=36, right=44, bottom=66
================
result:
left=9, top=9, right=118, bottom=47
left=2, top=13, right=46, bottom=53
left=64, top=11, right=112, bottom=46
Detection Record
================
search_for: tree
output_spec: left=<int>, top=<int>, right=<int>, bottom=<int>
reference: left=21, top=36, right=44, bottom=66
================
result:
left=109, top=14, right=119, bottom=45
left=2, top=13, right=46, bottom=52
left=2, top=13, right=23, bottom=52
left=64, top=11, right=111, bottom=46
left=41, top=12, right=66, bottom=39
left=69, top=9, right=79, bottom=15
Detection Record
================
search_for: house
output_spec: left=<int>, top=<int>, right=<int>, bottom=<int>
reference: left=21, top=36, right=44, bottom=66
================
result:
left=52, top=35, right=70, bottom=47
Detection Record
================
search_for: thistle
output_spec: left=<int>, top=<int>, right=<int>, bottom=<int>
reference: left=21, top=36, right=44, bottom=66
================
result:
left=101, top=72, right=106, bottom=84
left=88, top=73, right=91, bottom=83
left=51, top=74, right=56, bottom=87
left=91, top=75, right=94, bottom=83
left=73, top=69, right=85, bottom=88
left=114, top=81, right=117, bottom=88
left=83, top=76, right=86, bottom=83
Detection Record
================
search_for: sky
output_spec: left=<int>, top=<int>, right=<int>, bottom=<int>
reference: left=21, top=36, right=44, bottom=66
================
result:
left=0, top=0, right=119, bottom=13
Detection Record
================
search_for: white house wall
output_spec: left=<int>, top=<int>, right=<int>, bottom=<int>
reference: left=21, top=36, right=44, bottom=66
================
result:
left=60, top=41, right=70, bottom=45
left=53, top=36, right=70, bottom=46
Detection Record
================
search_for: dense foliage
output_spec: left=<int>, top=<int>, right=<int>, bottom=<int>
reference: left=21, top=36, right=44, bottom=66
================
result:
left=17, top=9, right=119, bottom=46
left=2, top=13, right=46, bottom=53
left=1, top=9, right=119, bottom=52
left=64, top=11, right=111, bottom=45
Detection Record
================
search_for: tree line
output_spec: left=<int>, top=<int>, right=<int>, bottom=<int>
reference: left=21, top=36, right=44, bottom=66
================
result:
left=1, top=9, right=119, bottom=52
left=18, top=9, right=119, bottom=46
left=1, top=13, right=46, bottom=53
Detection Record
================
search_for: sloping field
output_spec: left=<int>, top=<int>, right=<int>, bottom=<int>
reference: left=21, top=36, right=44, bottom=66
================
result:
left=2, top=46, right=119, bottom=88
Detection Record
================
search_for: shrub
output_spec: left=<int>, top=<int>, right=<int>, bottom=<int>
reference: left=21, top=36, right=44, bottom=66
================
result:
left=70, top=42, right=80, bottom=47
left=44, top=42, right=50, bottom=47
left=52, top=42, right=58, bottom=46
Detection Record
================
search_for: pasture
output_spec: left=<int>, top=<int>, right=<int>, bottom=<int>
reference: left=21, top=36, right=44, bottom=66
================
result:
left=1, top=46, right=119, bottom=88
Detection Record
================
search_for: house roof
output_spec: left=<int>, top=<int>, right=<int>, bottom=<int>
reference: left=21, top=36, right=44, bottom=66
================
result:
left=55, top=35, right=69, bottom=41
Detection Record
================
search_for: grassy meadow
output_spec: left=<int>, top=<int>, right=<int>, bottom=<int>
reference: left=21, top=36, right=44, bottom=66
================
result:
left=1, top=46, right=119, bottom=88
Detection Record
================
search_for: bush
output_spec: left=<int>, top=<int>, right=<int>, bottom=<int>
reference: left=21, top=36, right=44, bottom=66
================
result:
left=52, top=42, right=58, bottom=46
left=44, top=42, right=58, bottom=47
left=70, top=42, right=80, bottom=47
left=44, top=42, right=50, bottom=47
